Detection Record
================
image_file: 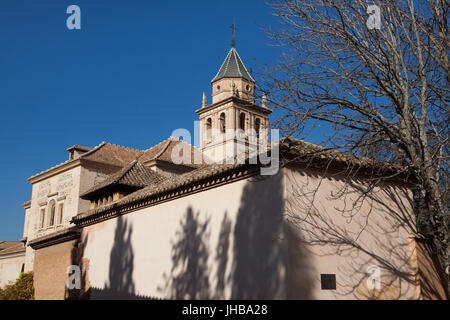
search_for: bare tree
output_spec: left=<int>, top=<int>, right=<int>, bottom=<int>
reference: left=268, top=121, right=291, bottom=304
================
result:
left=261, top=0, right=449, bottom=295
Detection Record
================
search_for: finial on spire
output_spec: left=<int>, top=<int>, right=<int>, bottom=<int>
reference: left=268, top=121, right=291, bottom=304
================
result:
left=202, top=92, right=207, bottom=108
left=230, top=18, right=237, bottom=47
left=262, top=92, right=267, bottom=108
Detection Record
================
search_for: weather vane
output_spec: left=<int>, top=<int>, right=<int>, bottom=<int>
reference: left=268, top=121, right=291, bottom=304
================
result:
left=230, top=18, right=237, bottom=47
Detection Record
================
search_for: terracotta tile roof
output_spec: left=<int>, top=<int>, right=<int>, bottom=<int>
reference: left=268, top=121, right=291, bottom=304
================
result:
left=0, top=241, right=26, bottom=256
left=81, top=160, right=165, bottom=199
left=73, top=161, right=250, bottom=223
left=73, top=137, right=412, bottom=226
left=0, top=241, right=18, bottom=250
left=82, top=142, right=143, bottom=167
left=279, top=136, right=403, bottom=172
left=139, top=137, right=207, bottom=167
left=28, top=142, right=143, bottom=181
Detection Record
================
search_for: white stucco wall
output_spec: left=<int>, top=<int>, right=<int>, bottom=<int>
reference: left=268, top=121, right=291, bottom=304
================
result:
left=284, top=166, right=417, bottom=299
left=81, top=170, right=288, bottom=299
left=0, top=253, right=25, bottom=288
left=80, top=166, right=417, bottom=300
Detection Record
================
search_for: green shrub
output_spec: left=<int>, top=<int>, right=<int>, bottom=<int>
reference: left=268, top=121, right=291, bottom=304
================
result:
left=0, top=271, right=34, bottom=300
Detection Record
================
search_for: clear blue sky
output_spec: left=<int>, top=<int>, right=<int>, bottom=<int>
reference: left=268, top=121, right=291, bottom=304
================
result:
left=0, top=1, right=282, bottom=240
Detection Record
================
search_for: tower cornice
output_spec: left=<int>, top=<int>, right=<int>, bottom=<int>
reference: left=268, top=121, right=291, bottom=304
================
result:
left=195, top=96, right=271, bottom=116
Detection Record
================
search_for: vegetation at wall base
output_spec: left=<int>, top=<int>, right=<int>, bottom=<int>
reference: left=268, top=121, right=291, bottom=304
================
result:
left=0, top=271, right=34, bottom=300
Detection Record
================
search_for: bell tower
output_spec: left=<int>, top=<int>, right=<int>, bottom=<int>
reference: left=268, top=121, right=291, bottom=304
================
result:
left=196, top=27, right=271, bottom=163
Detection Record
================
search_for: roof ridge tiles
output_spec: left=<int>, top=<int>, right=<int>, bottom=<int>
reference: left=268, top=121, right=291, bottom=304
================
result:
left=112, top=160, right=139, bottom=184
left=78, top=141, right=107, bottom=158
left=141, top=137, right=172, bottom=154
left=27, top=142, right=107, bottom=181
left=101, top=141, right=145, bottom=152
left=233, top=48, right=254, bottom=82
left=139, top=137, right=181, bottom=163
left=28, top=141, right=145, bottom=182
left=80, top=159, right=164, bottom=199
left=151, top=139, right=173, bottom=160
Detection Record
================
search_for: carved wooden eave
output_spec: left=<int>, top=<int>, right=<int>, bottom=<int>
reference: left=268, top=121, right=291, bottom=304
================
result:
left=27, top=227, right=80, bottom=250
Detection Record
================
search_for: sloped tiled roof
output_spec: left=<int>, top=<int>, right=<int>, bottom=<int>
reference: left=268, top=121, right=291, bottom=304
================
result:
left=81, top=160, right=165, bottom=199
left=0, top=241, right=25, bottom=256
left=211, top=47, right=255, bottom=83
left=73, top=161, right=244, bottom=223
left=73, top=137, right=413, bottom=227
left=28, top=142, right=143, bottom=181
left=82, top=143, right=143, bottom=167
left=278, top=136, right=402, bottom=171
left=139, top=137, right=207, bottom=167
left=0, top=241, right=19, bottom=250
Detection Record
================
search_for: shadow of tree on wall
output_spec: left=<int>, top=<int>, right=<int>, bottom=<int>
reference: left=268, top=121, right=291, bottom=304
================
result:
left=284, top=166, right=448, bottom=300
left=230, top=172, right=290, bottom=299
left=65, top=234, right=88, bottom=300
left=67, top=167, right=446, bottom=299
left=159, top=170, right=314, bottom=299
left=92, top=215, right=139, bottom=299
left=75, top=214, right=150, bottom=300
left=348, top=182, right=448, bottom=300
left=159, top=207, right=211, bottom=299
left=66, top=215, right=145, bottom=299
left=214, top=213, right=231, bottom=299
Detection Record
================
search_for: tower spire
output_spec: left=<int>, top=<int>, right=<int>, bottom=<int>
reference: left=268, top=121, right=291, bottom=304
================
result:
left=202, top=92, right=207, bottom=108
left=230, top=18, right=236, bottom=47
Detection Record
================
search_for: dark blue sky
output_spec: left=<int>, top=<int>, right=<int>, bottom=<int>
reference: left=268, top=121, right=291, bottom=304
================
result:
left=0, top=1, right=282, bottom=240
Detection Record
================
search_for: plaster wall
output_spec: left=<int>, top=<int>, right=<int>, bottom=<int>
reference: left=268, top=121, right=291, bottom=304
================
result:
left=81, top=171, right=288, bottom=299
left=284, top=166, right=417, bottom=299
left=0, top=253, right=25, bottom=288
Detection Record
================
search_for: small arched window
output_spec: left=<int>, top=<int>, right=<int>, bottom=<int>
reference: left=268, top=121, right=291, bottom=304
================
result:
left=206, top=118, right=212, bottom=139
left=58, top=203, right=64, bottom=225
left=48, top=201, right=56, bottom=226
left=239, top=113, right=246, bottom=131
left=219, top=113, right=226, bottom=133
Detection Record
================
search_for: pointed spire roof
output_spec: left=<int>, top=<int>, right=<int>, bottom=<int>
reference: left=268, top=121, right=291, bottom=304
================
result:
left=212, top=47, right=255, bottom=83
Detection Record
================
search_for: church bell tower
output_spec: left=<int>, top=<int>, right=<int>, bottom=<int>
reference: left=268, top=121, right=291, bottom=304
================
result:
left=196, top=25, right=271, bottom=163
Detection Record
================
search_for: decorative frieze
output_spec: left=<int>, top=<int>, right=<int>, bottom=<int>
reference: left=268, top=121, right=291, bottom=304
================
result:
left=28, top=227, right=80, bottom=250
